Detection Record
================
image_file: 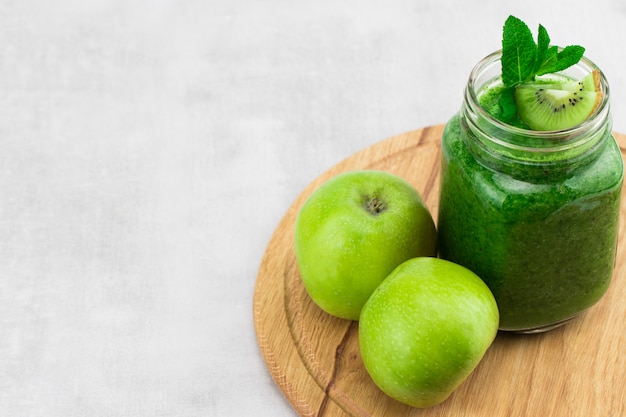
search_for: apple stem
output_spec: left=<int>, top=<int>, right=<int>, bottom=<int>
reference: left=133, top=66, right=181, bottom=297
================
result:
left=364, top=196, right=386, bottom=216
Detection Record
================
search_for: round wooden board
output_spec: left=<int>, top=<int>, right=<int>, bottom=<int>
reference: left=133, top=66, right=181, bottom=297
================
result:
left=253, top=125, right=626, bottom=417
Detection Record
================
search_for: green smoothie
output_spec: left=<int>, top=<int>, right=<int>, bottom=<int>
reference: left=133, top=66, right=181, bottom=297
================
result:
left=437, top=17, right=624, bottom=332
left=438, top=113, right=623, bottom=330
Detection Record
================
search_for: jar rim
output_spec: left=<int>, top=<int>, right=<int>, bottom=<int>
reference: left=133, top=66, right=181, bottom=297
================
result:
left=460, top=50, right=613, bottom=179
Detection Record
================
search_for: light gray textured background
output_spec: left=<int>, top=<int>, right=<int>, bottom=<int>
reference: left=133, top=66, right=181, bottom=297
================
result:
left=1, top=1, right=625, bottom=416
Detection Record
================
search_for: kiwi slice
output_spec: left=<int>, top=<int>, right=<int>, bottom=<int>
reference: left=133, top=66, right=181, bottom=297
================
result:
left=515, top=71, right=603, bottom=131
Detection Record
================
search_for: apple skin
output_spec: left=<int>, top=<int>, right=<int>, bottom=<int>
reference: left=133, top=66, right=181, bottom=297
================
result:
left=294, top=170, right=437, bottom=320
left=359, top=257, right=499, bottom=408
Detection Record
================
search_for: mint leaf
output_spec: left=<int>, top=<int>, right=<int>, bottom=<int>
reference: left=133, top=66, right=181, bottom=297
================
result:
left=535, top=46, right=558, bottom=76
left=498, top=87, right=517, bottom=124
left=536, top=45, right=585, bottom=75
left=501, top=15, right=537, bottom=86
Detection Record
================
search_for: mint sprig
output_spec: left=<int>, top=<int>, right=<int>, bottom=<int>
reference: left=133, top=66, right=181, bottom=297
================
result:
left=497, top=15, right=585, bottom=123
left=501, top=16, right=585, bottom=86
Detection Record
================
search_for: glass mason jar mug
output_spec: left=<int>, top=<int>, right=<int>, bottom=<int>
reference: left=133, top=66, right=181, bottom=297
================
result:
left=437, top=50, right=624, bottom=333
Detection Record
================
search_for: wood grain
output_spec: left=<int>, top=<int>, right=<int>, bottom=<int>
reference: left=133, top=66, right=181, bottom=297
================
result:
left=253, top=125, right=626, bottom=417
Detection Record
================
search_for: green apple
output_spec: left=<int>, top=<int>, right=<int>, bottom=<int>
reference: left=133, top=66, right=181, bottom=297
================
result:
left=359, top=257, right=499, bottom=408
left=294, top=170, right=437, bottom=320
